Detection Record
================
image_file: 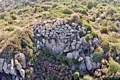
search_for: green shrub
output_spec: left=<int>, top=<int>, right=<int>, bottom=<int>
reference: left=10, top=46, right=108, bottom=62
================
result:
left=52, top=3, right=58, bottom=8
left=41, top=5, right=52, bottom=11
left=38, top=8, right=44, bottom=12
left=6, top=26, right=15, bottom=31
left=79, top=30, right=85, bottom=37
left=100, top=20, right=108, bottom=26
left=113, top=13, right=120, bottom=21
left=62, top=8, right=74, bottom=14
left=111, top=43, right=120, bottom=55
left=85, top=34, right=93, bottom=41
left=71, top=13, right=79, bottom=21
left=11, top=14, right=17, bottom=20
left=87, top=1, right=94, bottom=9
left=81, top=0, right=87, bottom=5
left=76, top=18, right=83, bottom=25
left=110, top=24, right=119, bottom=32
left=84, top=23, right=92, bottom=31
left=100, top=26, right=108, bottom=34
left=73, top=8, right=82, bottom=13
left=92, top=32, right=98, bottom=38
left=101, top=40, right=110, bottom=53
left=0, top=12, right=9, bottom=19
left=4, top=16, right=12, bottom=21
left=83, top=75, right=93, bottom=80
left=73, top=7, right=87, bottom=15
left=93, top=47, right=104, bottom=63
left=22, top=6, right=31, bottom=12
left=108, top=60, right=120, bottom=77
left=10, top=10, right=18, bottom=14
left=74, top=72, right=80, bottom=80
left=80, top=9, right=87, bottom=15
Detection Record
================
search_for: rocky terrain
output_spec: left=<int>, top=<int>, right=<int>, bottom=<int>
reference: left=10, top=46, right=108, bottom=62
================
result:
left=33, top=19, right=120, bottom=80
left=0, top=53, right=25, bottom=80
left=0, top=0, right=120, bottom=80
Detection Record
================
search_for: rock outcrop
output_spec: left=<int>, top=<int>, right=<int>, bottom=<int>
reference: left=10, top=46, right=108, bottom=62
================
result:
left=33, top=19, right=101, bottom=76
left=0, top=56, right=25, bottom=80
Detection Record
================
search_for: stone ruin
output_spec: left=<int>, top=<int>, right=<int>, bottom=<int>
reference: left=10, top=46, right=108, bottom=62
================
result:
left=34, top=19, right=101, bottom=75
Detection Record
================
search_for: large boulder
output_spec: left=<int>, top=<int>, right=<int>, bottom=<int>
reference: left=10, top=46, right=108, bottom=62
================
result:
left=85, top=56, right=93, bottom=71
left=0, top=58, right=4, bottom=72
left=19, top=69, right=25, bottom=79
left=15, top=53, right=26, bottom=68
left=72, top=51, right=79, bottom=59
left=79, top=60, right=87, bottom=75
left=15, top=59, right=22, bottom=70
left=82, top=39, right=90, bottom=51
left=67, top=53, right=73, bottom=59
left=92, top=38, right=100, bottom=48
left=10, top=59, right=16, bottom=75
left=3, top=61, right=9, bottom=74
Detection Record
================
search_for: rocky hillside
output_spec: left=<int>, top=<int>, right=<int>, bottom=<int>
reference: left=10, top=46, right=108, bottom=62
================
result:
left=0, top=0, right=120, bottom=80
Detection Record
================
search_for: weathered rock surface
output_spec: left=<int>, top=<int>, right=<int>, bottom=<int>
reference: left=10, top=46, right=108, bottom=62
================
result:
left=0, top=54, right=25, bottom=80
left=0, top=58, right=4, bottom=72
left=15, top=53, right=26, bottom=68
left=33, top=19, right=102, bottom=77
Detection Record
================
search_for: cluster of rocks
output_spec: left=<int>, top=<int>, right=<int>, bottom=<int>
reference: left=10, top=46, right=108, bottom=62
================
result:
left=33, top=19, right=101, bottom=76
left=0, top=53, right=26, bottom=80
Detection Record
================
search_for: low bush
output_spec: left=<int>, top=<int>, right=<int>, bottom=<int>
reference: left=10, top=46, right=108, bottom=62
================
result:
left=101, top=40, right=110, bottom=53
left=71, top=13, right=79, bottom=21
left=87, top=1, right=94, bottom=9
left=41, top=5, right=52, bottom=11
left=108, top=60, right=120, bottom=77
left=11, top=14, right=17, bottom=20
left=84, top=23, right=92, bottom=31
left=83, top=75, right=93, bottom=80
left=6, top=26, right=15, bottom=31
left=0, top=12, right=9, bottom=19
left=85, top=34, right=93, bottom=41
left=113, top=13, right=120, bottom=21
left=80, top=9, right=87, bottom=15
left=74, top=72, right=80, bottom=80
left=52, top=3, right=58, bottom=8
left=100, top=26, right=108, bottom=34
left=38, top=8, right=44, bottom=12
left=76, top=18, right=83, bottom=25
left=92, top=31, right=98, bottom=38
left=111, top=43, right=120, bottom=55
left=93, top=47, right=104, bottom=63
left=73, top=8, right=87, bottom=15
left=110, top=24, right=119, bottom=32
left=79, top=30, right=85, bottom=37
left=73, top=8, right=82, bottom=13
left=62, top=8, right=74, bottom=14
